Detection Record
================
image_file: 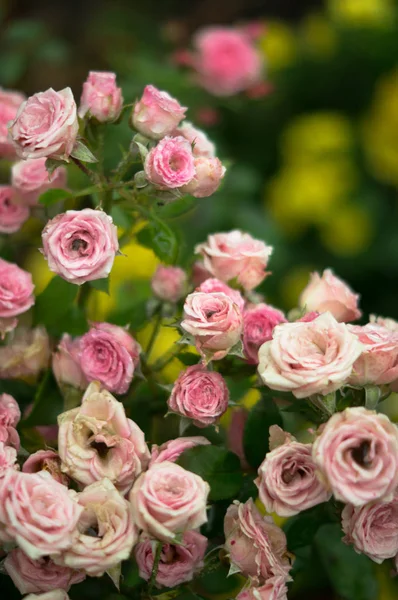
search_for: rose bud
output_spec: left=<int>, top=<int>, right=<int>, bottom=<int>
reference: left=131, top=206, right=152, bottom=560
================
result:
left=149, top=436, right=210, bottom=467
left=135, top=530, right=207, bottom=588
left=25, top=592, right=70, bottom=600
left=4, top=548, right=85, bottom=594
left=133, top=85, right=186, bottom=139
left=52, top=334, right=87, bottom=391
left=181, top=156, right=226, bottom=198
left=313, top=407, right=398, bottom=506
left=57, top=381, right=150, bottom=494
left=168, top=364, right=229, bottom=427
left=181, top=291, right=243, bottom=360
left=151, top=265, right=187, bottom=303
left=174, top=121, right=215, bottom=158
left=347, top=323, right=398, bottom=386
left=0, top=258, right=34, bottom=320
left=299, top=269, right=361, bottom=323
left=237, top=576, right=288, bottom=600
left=129, top=461, right=209, bottom=541
left=0, top=186, right=30, bottom=233
left=197, top=278, right=245, bottom=311
left=191, top=261, right=212, bottom=286
left=9, top=87, right=78, bottom=160
left=0, top=442, right=18, bottom=476
left=195, top=230, right=273, bottom=291
left=258, top=313, right=363, bottom=398
left=243, top=303, right=286, bottom=364
left=41, top=208, right=119, bottom=285
left=12, top=158, right=67, bottom=207
left=144, top=136, right=195, bottom=189
left=79, top=71, right=123, bottom=123
left=23, top=449, right=69, bottom=486
left=0, top=88, right=25, bottom=157
left=0, top=326, right=50, bottom=380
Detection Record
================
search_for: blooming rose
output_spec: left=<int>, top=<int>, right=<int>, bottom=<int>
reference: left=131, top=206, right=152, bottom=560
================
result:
left=0, top=186, right=30, bottom=233
left=181, top=291, right=243, bottom=360
left=135, top=530, right=207, bottom=588
left=9, top=87, right=78, bottom=160
left=347, top=323, right=398, bottom=386
left=258, top=312, right=364, bottom=398
left=41, top=208, right=119, bottom=285
left=79, top=322, right=140, bottom=394
left=299, top=269, right=361, bottom=323
left=0, top=88, right=25, bottom=157
left=23, top=449, right=69, bottom=486
left=149, top=436, right=210, bottom=467
left=181, top=156, right=226, bottom=198
left=195, top=230, right=273, bottom=291
left=168, top=364, right=229, bottom=427
left=197, top=278, right=245, bottom=311
left=58, top=382, right=150, bottom=494
left=4, top=548, right=85, bottom=594
left=175, top=121, right=215, bottom=158
left=151, top=265, right=187, bottom=303
left=0, top=470, right=82, bottom=559
left=0, top=326, right=50, bottom=379
left=12, top=158, right=67, bottom=207
left=133, top=85, right=186, bottom=139
left=52, top=334, right=87, bottom=391
left=129, top=461, right=209, bottom=541
left=237, top=576, right=288, bottom=600
left=313, top=407, right=398, bottom=505
left=370, top=314, right=398, bottom=331
left=0, top=442, right=18, bottom=476
left=145, top=136, right=195, bottom=189
left=243, top=304, right=286, bottom=364
left=25, top=592, right=70, bottom=600
left=297, top=311, right=320, bottom=322
left=0, top=258, right=34, bottom=318
left=79, top=71, right=123, bottom=122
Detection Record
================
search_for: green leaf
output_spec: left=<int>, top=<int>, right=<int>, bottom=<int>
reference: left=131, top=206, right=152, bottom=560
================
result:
left=178, top=445, right=243, bottom=501
left=284, top=503, right=336, bottom=551
left=365, top=385, right=382, bottom=410
left=157, top=195, right=197, bottom=219
left=196, top=562, right=241, bottom=595
left=34, top=276, right=79, bottom=328
left=136, top=218, right=178, bottom=264
left=243, top=393, right=283, bottom=469
left=176, top=351, right=201, bottom=366
left=45, top=158, right=66, bottom=175
left=70, top=140, right=98, bottom=163
left=22, top=370, right=64, bottom=427
left=89, top=278, right=110, bottom=295
left=39, top=187, right=72, bottom=206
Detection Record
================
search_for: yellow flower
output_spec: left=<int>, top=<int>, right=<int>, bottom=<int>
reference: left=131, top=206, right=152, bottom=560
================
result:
left=320, top=205, right=373, bottom=256
left=259, top=21, right=297, bottom=71
left=327, top=0, right=396, bottom=27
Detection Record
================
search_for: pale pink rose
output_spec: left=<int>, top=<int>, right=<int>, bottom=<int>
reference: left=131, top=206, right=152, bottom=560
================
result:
left=297, top=311, right=320, bottom=322
left=195, top=230, right=273, bottom=291
left=224, top=499, right=291, bottom=582
left=0, top=470, right=83, bottom=559
left=237, top=576, right=288, bottom=600
left=347, top=323, right=398, bottom=386
left=4, top=548, right=85, bottom=594
left=135, top=530, right=207, bottom=588
left=168, top=364, right=229, bottom=427
left=370, top=314, right=398, bottom=331
left=175, top=121, right=215, bottom=158
left=79, top=71, right=123, bottom=123
left=57, top=381, right=150, bottom=494
left=181, top=156, right=226, bottom=198
left=258, top=312, right=364, bottom=399
left=133, top=85, right=186, bottom=139
left=0, top=392, right=20, bottom=428
left=0, top=88, right=25, bottom=157
left=23, top=449, right=69, bottom=486
left=151, top=265, right=187, bottom=303
left=313, top=407, right=398, bottom=505
left=56, top=478, right=138, bottom=576
left=227, top=408, right=250, bottom=470
left=129, top=461, right=209, bottom=541
left=0, top=442, right=18, bottom=476
left=0, top=327, right=50, bottom=379
left=79, top=322, right=140, bottom=394
left=52, top=334, right=87, bottom=390
left=144, top=136, right=195, bottom=189
left=181, top=291, right=243, bottom=360
left=9, top=87, right=78, bottom=160
left=24, top=591, right=70, bottom=600
left=299, top=269, right=361, bottom=323
left=0, top=258, right=34, bottom=318
left=243, top=303, right=287, bottom=365
left=0, top=425, right=19, bottom=449
left=198, top=278, right=245, bottom=311
left=342, top=496, right=398, bottom=563
left=149, top=436, right=210, bottom=466
left=12, top=158, right=67, bottom=207
left=41, top=208, right=119, bottom=285
left=192, top=27, right=263, bottom=96
left=0, top=185, right=29, bottom=233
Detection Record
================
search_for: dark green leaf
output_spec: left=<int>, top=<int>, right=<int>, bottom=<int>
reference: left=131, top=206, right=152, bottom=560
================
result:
left=45, top=158, right=66, bottom=176
left=89, top=278, right=110, bottom=295
left=156, top=196, right=197, bottom=219
left=137, top=218, right=178, bottom=264
left=70, top=140, right=98, bottom=163
left=243, top=394, right=283, bottom=469
left=196, top=562, right=240, bottom=595
left=38, top=188, right=72, bottom=206
left=176, top=351, right=201, bottom=366
left=22, top=370, right=64, bottom=427
left=284, top=503, right=336, bottom=551
left=34, top=276, right=78, bottom=328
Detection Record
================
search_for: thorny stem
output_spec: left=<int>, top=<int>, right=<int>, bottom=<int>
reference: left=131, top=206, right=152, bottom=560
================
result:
left=149, top=542, right=163, bottom=592
left=71, top=157, right=100, bottom=186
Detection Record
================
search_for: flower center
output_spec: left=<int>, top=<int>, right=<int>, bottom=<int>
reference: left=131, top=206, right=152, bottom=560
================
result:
left=351, top=440, right=372, bottom=467
left=90, top=440, right=110, bottom=459
left=71, top=238, right=88, bottom=251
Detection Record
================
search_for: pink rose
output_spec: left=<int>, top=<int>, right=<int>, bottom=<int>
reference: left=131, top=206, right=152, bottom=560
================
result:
left=168, top=364, right=229, bottom=427
left=25, top=592, right=70, bottom=600
left=0, top=88, right=25, bottom=157
left=175, top=121, right=215, bottom=158
left=192, top=27, right=263, bottom=96
left=12, top=158, right=67, bottom=207
left=0, top=327, right=50, bottom=379
left=313, top=407, right=398, bottom=505
left=144, top=136, right=195, bottom=189
left=299, top=269, right=361, bottom=323
left=191, top=261, right=212, bottom=286
left=135, top=530, right=207, bottom=588
left=41, top=208, right=119, bottom=285
left=297, top=311, right=320, bottom=323
left=129, top=461, right=209, bottom=541
left=370, top=314, right=398, bottom=331
left=79, top=322, right=140, bottom=394
left=243, top=303, right=287, bottom=365
left=149, top=436, right=210, bottom=467
left=347, top=323, right=398, bottom=386
left=0, top=258, right=34, bottom=318
left=4, top=548, right=85, bottom=594
left=0, top=442, right=18, bottom=476
left=52, top=334, right=87, bottom=391
left=57, top=381, right=150, bottom=494
left=0, top=470, right=83, bottom=559
left=23, top=449, right=69, bottom=486
left=237, top=576, right=288, bottom=600
left=195, top=230, right=273, bottom=291
left=0, top=186, right=29, bottom=233
left=79, top=71, right=123, bottom=123
left=258, top=313, right=364, bottom=398
left=181, top=291, right=243, bottom=360
left=227, top=408, right=250, bottom=470
left=0, top=392, right=20, bottom=450
left=9, top=87, right=78, bottom=160
left=181, top=156, right=226, bottom=198
left=197, top=278, right=245, bottom=312
left=151, top=265, right=187, bottom=303
left=133, top=85, right=186, bottom=139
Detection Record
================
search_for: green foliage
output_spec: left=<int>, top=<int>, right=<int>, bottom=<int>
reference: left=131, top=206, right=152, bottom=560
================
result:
left=33, top=276, right=80, bottom=333
left=243, top=392, right=283, bottom=469
left=89, top=278, right=110, bottom=294
left=39, top=188, right=72, bottom=206
left=22, top=370, right=64, bottom=427
left=137, top=217, right=178, bottom=264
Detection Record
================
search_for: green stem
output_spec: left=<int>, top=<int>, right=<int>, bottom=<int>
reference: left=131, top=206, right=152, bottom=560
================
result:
left=77, top=283, right=91, bottom=315
left=149, top=542, right=162, bottom=591
left=152, top=344, right=181, bottom=372
left=71, top=157, right=100, bottom=186
left=146, top=311, right=162, bottom=361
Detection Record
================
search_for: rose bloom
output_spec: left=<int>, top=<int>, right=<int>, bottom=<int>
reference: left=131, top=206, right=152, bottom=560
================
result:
left=168, top=364, right=229, bottom=427
left=195, top=230, right=273, bottom=291
left=151, top=265, right=187, bottom=303
left=370, top=314, right=398, bottom=331
left=129, top=461, right=209, bottom=541
left=12, top=158, right=67, bottom=207
left=52, top=334, right=87, bottom=391
left=347, top=323, right=398, bottom=386
left=313, top=407, right=398, bottom=505
left=181, top=156, right=226, bottom=198
left=237, top=576, right=288, bottom=600
left=23, top=449, right=69, bottom=486
left=192, top=27, right=263, bottom=96
left=0, top=470, right=83, bottom=559
left=297, top=311, right=320, bottom=323
left=0, top=326, right=50, bottom=380
left=175, top=121, right=215, bottom=158
left=0, top=258, right=34, bottom=319
left=0, top=442, right=18, bottom=476
left=144, top=136, right=195, bottom=189
left=258, top=312, right=363, bottom=398
left=133, top=85, right=186, bottom=139
left=4, top=548, right=85, bottom=594
left=0, top=88, right=25, bottom=157
left=0, top=186, right=30, bottom=233
left=243, top=303, right=287, bottom=365
left=79, top=322, right=140, bottom=394
left=0, top=392, right=21, bottom=450
left=9, top=87, right=78, bottom=160
left=181, top=291, right=243, bottom=360
left=197, top=278, right=245, bottom=312
left=135, top=530, right=207, bottom=588
left=299, top=269, right=361, bottom=323
left=41, top=208, right=119, bottom=285
left=149, top=436, right=210, bottom=467
left=25, top=591, right=70, bottom=600
left=79, top=71, right=123, bottom=123
left=58, top=381, right=150, bottom=494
